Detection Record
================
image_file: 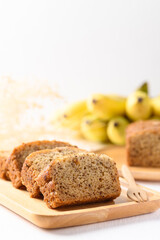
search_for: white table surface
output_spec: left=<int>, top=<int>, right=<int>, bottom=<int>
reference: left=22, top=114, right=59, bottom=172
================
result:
left=0, top=180, right=160, bottom=240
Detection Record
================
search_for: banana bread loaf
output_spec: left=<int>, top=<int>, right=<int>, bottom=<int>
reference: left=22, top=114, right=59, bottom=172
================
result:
left=36, top=150, right=121, bottom=208
left=126, top=120, right=160, bottom=167
left=0, top=151, right=10, bottom=180
left=8, top=140, right=73, bottom=188
left=21, top=147, right=84, bottom=198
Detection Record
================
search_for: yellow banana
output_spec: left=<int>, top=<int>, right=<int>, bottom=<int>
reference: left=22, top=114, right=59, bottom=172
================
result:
left=151, top=96, right=160, bottom=116
left=87, top=94, right=126, bottom=119
left=107, top=116, right=129, bottom=145
left=126, top=91, right=152, bottom=121
left=81, top=115, right=108, bottom=142
left=51, top=100, right=88, bottom=131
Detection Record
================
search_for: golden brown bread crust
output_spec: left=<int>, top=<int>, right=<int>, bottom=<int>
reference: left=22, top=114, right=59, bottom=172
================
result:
left=126, top=120, right=160, bottom=137
left=36, top=152, right=121, bottom=208
left=8, top=140, right=73, bottom=188
left=0, top=151, right=10, bottom=180
left=21, top=147, right=83, bottom=198
left=126, top=120, right=160, bottom=167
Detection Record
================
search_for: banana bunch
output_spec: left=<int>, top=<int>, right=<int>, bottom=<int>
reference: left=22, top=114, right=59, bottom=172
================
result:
left=52, top=82, right=160, bottom=146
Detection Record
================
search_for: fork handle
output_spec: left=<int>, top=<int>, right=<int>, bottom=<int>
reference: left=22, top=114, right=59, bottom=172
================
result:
left=121, top=165, right=137, bottom=187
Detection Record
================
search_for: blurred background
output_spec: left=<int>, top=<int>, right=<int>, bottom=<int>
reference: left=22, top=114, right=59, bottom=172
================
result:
left=0, top=0, right=160, bottom=150
left=0, top=0, right=160, bottom=101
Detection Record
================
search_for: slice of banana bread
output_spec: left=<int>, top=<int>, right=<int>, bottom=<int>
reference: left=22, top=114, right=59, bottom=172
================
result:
left=8, top=140, right=73, bottom=188
left=21, top=147, right=84, bottom=198
left=126, top=120, right=160, bottom=167
left=0, top=151, right=10, bottom=180
left=36, top=150, right=121, bottom=208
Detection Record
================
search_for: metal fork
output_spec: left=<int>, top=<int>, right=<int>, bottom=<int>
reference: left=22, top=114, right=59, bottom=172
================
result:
left=121, top=165, right=148, bottom=202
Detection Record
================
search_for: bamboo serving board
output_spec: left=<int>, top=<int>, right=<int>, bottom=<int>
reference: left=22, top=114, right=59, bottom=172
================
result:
left=0, top=178, right=160, bottom=229
left=97, top=146, right=160, bottom=181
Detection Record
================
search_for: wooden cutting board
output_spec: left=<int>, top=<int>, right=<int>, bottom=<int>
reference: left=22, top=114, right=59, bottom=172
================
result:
left=96, top=146, right=160, bottom=181
left=0, top=178, right=160, bottom=229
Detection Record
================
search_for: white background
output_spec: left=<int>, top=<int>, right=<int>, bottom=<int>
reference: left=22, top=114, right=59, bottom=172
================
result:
left=0, top=0, right=160, bottom=239
left=0, top=0, right=160, bottom=100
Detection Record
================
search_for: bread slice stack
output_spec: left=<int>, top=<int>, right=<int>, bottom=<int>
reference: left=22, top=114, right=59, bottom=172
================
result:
left=7, top=140, right=73, bottom=188
left=0, top=140, right=121, bottom=208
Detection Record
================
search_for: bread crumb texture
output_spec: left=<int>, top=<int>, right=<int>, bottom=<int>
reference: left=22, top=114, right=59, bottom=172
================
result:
left=21, top=146, right=83, bottom=197
left=36, top=151, right=121, bottom=208
left=126, top=120, right=160, bottom=167
left=8, top=140, right=73, bottom=188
